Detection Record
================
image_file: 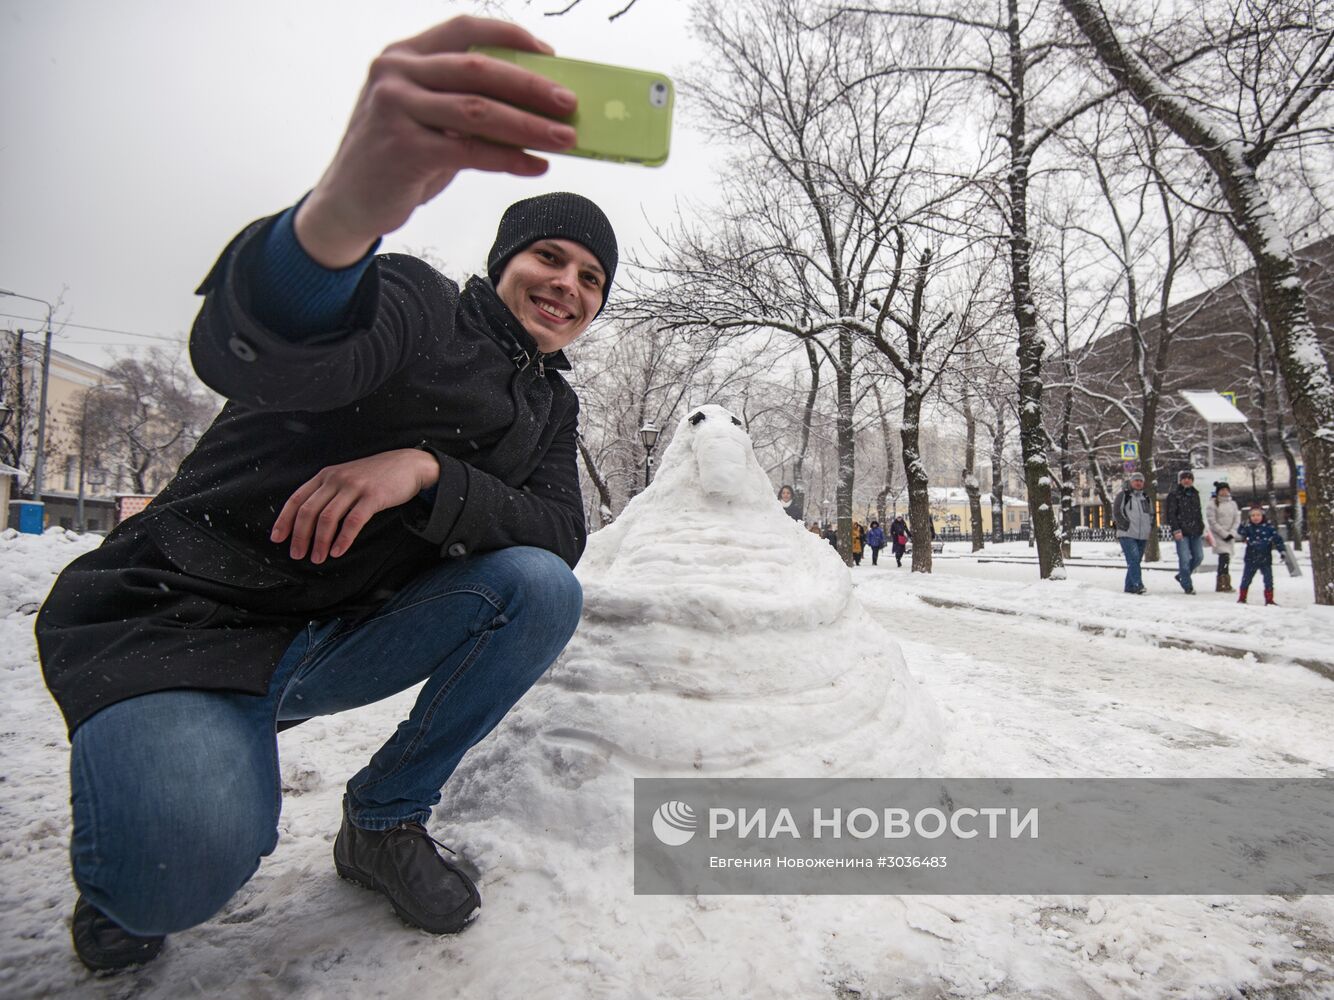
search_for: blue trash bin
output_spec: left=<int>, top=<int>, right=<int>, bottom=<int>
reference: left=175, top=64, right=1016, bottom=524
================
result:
left=9, top=500, right=45, bottom=534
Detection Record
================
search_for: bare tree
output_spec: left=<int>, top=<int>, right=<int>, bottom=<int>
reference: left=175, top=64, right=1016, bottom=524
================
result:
left=1058, top=112, right=1220, bottom=562
left=1063, top=0, right=1334, bottom=603
left=631, top=0, right=978, bottom=563
left=567, top=315, right=756, bottom=523
left=0, top=330, right=33, bottom=487
left=84, top=349, right=219, bottom=494
left=958, top=389, right=987, bottom=550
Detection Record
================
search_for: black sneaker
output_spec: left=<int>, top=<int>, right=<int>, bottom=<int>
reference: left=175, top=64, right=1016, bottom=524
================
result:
left=334, top=804, right=480, bottom=934
left=1134, top=585, right=1147, bottom=595
left=71, top=896, right=164, bottom=974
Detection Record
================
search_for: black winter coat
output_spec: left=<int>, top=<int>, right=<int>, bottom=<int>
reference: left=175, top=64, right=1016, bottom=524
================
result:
left=1164, top=484, right=1204, bottom=536
left=37, top=216, right=586, bottom=734
left=889, top=518, right=910, bottom=553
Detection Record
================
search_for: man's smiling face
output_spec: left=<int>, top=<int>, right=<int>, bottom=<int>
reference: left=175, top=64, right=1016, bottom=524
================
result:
left=495, top=238, right=605, bottom=354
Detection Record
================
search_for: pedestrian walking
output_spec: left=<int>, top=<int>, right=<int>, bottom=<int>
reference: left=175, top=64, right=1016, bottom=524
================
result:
left=1206, top=482, right=1241, bottom=593
left=889, top=516, right=909, bottom=567
left=866, top=521, right=886, bottom=566
left=851, top=521, right=866, bottom=566
left=1112, top=470, right=1153, bottom=594
left=1237, top=503, right=1288, bottom=605
left=1165, top=470, right=1205, bottom=594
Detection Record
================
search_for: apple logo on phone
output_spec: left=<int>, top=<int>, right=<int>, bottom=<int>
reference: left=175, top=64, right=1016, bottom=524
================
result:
left=604, top=99, right=630, bottom=121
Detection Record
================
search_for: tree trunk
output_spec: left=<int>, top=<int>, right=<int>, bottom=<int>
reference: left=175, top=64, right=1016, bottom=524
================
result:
left=835, top=329, right=855, bottom=565
left=990, top=411, right=1006, bottom=543
left=1063, top=0, right=1334, bottom=604
left=792, top=340, right=821, bottom=502
left=873, top=383, right=895, bottom=530
left=1057, top=387, right=1075, bottom=559
left=962, top=394, right=985, bottom=551
left=3, top=331, right=30, bottom=495
left=1139, top=416, right=1162, bottom=563
left=577, top=435, right=615, bottom=528
left=1076, top=426, right=1114, bottom=529
left=902, top=390, right=932, bottom=572
left=1007, top=0, right=1064, bottom=579
left=1280, top=431, right=1303, bottom=550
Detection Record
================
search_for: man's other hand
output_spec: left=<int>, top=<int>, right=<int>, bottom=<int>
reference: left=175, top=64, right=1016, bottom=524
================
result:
left=296, top=15, right=578, bottom=268
left=271, top=448, right=441, bottom=564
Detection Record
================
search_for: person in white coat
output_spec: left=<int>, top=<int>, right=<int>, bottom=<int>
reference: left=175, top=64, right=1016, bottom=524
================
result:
left=1206, top=482, right=1241, bottom=592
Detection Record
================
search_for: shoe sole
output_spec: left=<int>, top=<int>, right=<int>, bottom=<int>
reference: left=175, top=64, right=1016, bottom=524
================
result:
left=335, top=861, right=479, bottom=935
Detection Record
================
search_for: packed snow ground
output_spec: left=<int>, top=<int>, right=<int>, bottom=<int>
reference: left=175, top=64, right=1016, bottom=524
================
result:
left=2, top=526, right=1333, bottom=999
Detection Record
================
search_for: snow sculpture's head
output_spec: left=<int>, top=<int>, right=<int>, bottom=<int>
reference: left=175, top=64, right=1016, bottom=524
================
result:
left=646, top=403, right=777, bottom=505
left=686, top=406, right=747, bottom=497
left=576, top=402, right=852, bottom=630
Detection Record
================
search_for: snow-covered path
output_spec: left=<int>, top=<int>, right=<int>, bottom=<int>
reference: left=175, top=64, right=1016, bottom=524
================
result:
left=3, top=530, right=1333, bottom=998
left=856, top=563, right=1334, bottom=779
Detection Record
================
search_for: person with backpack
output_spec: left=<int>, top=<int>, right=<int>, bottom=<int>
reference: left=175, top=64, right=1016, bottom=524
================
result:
left=1112, top=470, right=1153, bottom=594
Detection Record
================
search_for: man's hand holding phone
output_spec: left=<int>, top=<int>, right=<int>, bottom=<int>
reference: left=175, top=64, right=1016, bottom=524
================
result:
left=296, top=16, right=577, bottom=269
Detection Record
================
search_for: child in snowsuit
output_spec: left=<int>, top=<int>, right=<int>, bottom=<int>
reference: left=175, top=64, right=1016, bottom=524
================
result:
left=1237, top=503, right=1287, bottom=606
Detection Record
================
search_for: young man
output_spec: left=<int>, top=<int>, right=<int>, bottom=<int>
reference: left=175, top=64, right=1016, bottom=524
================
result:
left=36, top=16, right=612, bottom=973
left=1113, top=470, right=1153, bottom=594
left=1164, top=470, right=1205, bottom=594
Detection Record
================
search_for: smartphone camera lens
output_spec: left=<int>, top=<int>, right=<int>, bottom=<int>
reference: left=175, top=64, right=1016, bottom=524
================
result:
left=649, top=81, right=669, bottom=108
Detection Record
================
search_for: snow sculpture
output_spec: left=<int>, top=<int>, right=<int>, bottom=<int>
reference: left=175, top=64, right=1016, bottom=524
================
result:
left=448, top=404, right=941, bottom=843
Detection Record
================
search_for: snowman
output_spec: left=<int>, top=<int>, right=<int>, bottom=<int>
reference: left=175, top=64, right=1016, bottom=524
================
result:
left=446, top=404, right=941, bottom=846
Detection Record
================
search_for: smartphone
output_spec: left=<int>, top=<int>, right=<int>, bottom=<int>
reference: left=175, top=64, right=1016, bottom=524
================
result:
left=471, top=46, right=674, bottom=167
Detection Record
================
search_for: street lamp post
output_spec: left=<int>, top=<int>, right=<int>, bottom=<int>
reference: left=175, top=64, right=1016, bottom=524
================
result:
left=639, top=423, right=660, bottom=490
left=0, top=289, right=54, bottom=505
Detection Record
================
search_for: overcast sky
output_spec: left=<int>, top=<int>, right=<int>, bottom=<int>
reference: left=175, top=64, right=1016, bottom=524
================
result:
left=1, top=0, right=719, bottom=366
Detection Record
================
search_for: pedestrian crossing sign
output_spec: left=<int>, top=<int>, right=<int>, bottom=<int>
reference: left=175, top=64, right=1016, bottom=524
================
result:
left=1221, top=391, right=1237, bottom=407
left=1120, top=441, right=1138, bottom=460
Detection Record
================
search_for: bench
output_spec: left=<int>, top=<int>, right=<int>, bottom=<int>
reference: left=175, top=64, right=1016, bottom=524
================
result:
left=907, top=540, right=946, bottom=555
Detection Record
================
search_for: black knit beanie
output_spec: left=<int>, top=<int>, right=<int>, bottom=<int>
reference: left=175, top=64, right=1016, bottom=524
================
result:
left=487, top=192, right=618, bottom=309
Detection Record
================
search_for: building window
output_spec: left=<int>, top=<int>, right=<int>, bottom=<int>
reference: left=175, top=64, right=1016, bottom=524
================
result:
left=64, top=455, right=77, bottom=491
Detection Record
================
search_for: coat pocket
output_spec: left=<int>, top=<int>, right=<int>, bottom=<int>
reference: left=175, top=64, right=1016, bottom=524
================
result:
left=143, top=508, right=297, bottom=591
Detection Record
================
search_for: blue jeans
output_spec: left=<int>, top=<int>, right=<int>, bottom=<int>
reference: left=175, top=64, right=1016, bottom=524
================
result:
left=1174, top=534, right=1204, bottom=591
left=1119, top=536, right=1147, bottom=591
left=68, top=546, right=582, bottom=936
left=1239, top=558, right=1274, bottom=592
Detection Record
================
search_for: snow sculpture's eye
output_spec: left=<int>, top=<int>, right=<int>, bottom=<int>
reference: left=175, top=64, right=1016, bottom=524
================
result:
left=689, top=411, right=706, bottom=426
left=731, top=416, right=742, bottom=427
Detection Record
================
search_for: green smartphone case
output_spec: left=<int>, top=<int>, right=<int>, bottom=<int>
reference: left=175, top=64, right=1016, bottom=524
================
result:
left=472, top=46, right=674, bottom=167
